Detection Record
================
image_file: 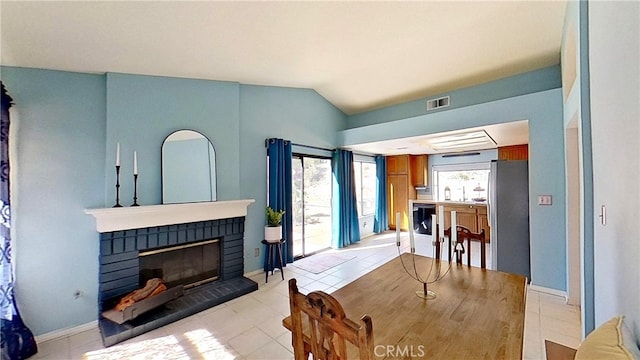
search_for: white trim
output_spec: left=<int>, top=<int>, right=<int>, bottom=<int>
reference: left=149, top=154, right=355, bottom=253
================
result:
left=529, top=284, right=568, bottom=300
left=85, top=199, right=255, bottom=232
left=244, top=269, right=263, bottom=278
left=35, top=320, right=98, bottom=343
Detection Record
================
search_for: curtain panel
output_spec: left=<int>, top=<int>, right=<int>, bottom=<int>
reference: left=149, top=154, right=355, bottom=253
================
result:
left=331, top=150, right=360, bottom=248
left=374, top=155, right=388, bottom=233
left=265, top=138, right=293, bottom=271
left=1, top=82, right=38, bottom=359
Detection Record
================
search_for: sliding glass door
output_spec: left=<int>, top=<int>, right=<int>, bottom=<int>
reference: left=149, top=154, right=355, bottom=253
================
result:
left=292, top=155, right=332, bottom=258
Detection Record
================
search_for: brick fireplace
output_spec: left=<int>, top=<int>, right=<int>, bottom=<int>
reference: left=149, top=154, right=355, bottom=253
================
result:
left=86, top=200, right=257, bottom=346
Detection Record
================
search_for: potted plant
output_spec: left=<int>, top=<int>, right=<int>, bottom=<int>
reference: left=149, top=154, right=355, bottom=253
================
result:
left=265, top=206, right=285, bottom=243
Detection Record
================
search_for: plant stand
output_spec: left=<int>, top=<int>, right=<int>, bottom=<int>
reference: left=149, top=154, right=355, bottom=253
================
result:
left=262, top=239, right=285, bottom=283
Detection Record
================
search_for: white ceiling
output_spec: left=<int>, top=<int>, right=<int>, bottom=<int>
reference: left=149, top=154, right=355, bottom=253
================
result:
left=1, top=1, right=566, bottom=116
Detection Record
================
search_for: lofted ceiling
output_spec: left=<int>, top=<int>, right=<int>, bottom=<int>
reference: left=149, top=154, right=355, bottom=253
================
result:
left=1, top=1, right=566, bottom=154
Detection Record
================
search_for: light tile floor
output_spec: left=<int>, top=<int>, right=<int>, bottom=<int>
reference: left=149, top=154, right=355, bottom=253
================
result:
left=30, top=232, right=581, bottom=359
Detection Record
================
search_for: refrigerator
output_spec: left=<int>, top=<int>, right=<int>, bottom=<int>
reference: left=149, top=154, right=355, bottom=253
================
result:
left=488, top=160, right=530, bottom=280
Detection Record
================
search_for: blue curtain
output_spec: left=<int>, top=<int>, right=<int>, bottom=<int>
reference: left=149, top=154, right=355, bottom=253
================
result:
left=1, top=83, right=37, bottom=359
left=331, top=150, right=360, bottom=248
left=373, top=155, right=388, bottom=233
left=265, top=138, right=293, bottom=272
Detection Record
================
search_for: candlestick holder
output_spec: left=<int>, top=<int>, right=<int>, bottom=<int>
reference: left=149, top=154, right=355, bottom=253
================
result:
left=132, top=174, right=140, bottom=206
left=113, top=165, right=122, bottom=208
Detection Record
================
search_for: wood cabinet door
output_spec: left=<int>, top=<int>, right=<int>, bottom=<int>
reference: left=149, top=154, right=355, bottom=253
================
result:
left=443, top=204, right=477, bottom=231
left=457, top=210, right=478, bottom=231
left=498, top=144, right=529, bottom=160
left=387, top=155, right=409, bottom=175
left=388, top=174, right=409, bottom=230
left=410, top=155, right=428, bottom=186
left=477, top=213, right=491, bottom=242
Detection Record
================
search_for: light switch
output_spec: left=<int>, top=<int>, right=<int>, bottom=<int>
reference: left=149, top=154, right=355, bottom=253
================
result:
left=537, top=195, right=552, bottom=205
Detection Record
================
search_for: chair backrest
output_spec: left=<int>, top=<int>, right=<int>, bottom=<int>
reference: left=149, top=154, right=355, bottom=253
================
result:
left=288, top=278, right=374, bottom=360
left=444, top=225, right=487, bottom=268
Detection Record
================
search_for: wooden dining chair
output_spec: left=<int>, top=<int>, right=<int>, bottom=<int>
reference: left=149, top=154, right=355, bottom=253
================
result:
left=288, top=278, right=374, bottom=360
left=444, top=225, right=487, bottom=269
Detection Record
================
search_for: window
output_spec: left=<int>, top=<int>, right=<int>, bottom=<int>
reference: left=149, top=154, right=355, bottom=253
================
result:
left=354, top=161, right=376, bottom=216
left=433, top=163, right=490, bottom=202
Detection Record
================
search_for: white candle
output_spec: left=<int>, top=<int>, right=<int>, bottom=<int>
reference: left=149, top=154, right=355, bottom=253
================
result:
left=133, top=151, right=138, bottom=175
left=438, top=205, right=445, bottom=241
left=451, top=210, right=457, bottom=245
left=116, top=143, right=120, bottom=166
left=408, top=201, right=415, bottom=252
left=395, top=212, right=401, bottom=246
left=409, top=221, right=415, bottom=253
left=431, top=214, right=437, bottom=240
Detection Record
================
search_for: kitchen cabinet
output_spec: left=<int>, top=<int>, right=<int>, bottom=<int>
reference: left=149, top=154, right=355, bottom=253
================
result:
left=387, top=155, right=409, bottom=175
left=410, top=154, right=428, bottom=186
left=498, top=144, right=529, bottom=160
left=386, top=155, right=427, bottom=231
left=440, top=203, right=490, bottom=242
left=388, top=174, right=410, bottom=230
left=477, top=206, right=491, bottom=240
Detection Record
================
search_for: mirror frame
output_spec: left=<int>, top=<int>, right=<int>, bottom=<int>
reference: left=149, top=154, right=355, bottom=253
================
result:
left=161, top=129, right=217, bottom=204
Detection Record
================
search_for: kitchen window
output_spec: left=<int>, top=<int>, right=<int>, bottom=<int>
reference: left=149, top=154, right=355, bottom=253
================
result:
left=432, top=163, right=490, bottom=202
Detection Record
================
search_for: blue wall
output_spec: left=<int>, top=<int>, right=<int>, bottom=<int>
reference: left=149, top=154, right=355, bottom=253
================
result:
left=105, top=73, right=241, bottom=205
left=1, top=67, right=106, bottom=335
left=238, top=85, right=345, bottom=273
left=0, top=67, right=344, bottom=335
left=341, top=75, right=567, bottom=291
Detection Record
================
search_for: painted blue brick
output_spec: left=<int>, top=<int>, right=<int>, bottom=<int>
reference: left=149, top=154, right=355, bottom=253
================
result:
left=137, top=237, right=147, bottom=249
left=100, top=240, right=112, bottom=256
left=112, top=238, right=124, bottom=254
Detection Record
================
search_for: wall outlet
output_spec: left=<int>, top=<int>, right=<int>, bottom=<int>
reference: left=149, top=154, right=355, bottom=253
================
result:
left=537, top=195, right=553, bottom=205
left=254, top=248, right=260, bottom=257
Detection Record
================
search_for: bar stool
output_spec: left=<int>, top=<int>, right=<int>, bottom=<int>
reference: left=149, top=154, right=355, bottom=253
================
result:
left=262, top=239, right=285, bottom=283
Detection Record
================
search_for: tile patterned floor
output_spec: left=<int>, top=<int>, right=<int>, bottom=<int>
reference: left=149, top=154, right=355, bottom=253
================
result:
left=30, top=232, right=581, bottom=359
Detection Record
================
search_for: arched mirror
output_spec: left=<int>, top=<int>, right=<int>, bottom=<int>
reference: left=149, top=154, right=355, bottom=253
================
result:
left=162, top=130, right=217, bottom=203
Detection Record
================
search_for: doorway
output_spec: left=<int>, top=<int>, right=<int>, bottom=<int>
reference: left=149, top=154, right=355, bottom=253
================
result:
left=292, top=155, right=332, bottom=258
left=565, top=116, right=582, bottom=307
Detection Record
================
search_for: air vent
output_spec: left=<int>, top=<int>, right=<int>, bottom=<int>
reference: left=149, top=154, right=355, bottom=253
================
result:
left=442, top=152, right=481, bottom=158
left=426, top=96, right=450, bottom=111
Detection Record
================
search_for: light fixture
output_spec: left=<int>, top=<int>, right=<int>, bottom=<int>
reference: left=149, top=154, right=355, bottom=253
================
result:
left=429, top=130, right=496, bottom=151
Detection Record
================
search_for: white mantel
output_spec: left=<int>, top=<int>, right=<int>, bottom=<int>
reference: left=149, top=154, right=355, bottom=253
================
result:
left=85, top=199, right=255, bottom=233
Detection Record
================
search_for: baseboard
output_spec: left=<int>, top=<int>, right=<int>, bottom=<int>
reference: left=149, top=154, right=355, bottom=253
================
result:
left=35, top=320, right=98, bottom=343
left=244, top=268, right=263, bottom=278
left=529, top=284, right=568, bottom=300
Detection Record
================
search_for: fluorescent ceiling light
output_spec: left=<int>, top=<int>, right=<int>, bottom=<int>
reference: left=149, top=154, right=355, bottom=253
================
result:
left=429, top=130, right=496, bottom=151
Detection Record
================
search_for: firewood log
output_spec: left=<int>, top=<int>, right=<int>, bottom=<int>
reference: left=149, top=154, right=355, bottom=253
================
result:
left=115, top=278, right=166, bottom=311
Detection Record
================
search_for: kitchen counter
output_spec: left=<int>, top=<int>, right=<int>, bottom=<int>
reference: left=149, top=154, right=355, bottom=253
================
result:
left=412, top=199, right=490, bottom=241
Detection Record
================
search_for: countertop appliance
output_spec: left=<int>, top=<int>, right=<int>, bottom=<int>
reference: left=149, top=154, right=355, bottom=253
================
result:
left=413, top=203, right=436, bottom=235
left=488, top=160, right=530, bottom=280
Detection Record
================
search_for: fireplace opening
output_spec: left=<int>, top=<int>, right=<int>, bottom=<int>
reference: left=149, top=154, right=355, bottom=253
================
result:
left=139, top=238, right=220, bottom=290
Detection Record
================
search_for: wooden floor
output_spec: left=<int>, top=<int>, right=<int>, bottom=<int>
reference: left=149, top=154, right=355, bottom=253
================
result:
left=285, top=253, right=527, bottom=359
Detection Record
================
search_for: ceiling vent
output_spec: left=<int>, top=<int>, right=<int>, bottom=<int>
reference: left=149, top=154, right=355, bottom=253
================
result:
left=426, top=96, right=450, bottom=111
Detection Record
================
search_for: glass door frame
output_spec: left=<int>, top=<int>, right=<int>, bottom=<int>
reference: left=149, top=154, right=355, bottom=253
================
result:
left=292, top=153, right=332, bottom=260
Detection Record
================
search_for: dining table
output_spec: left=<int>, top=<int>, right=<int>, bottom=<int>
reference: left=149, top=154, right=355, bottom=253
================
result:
left=283, top=253, right=527, bottom=359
